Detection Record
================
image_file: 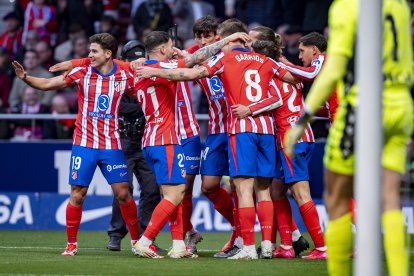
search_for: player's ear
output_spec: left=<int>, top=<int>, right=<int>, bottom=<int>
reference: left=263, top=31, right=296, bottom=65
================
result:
left=159, top=45, right=165, bottom=55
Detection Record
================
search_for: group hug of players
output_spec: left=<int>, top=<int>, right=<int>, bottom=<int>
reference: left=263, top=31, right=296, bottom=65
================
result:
left=12, top=16, right=337, bottom=260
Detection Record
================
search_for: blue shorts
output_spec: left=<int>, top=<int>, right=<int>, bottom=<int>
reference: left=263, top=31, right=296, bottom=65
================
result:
left=276, top=142, right=314, bottom=184
left=69, top=145, right=129, bottom=186
left=201, top=133, right=229, bottom=176
left=143, top=144, right=186, bottom=185
left=228, top=133, right=276, bottom=178
left=181, top=135, right=201, bottom=175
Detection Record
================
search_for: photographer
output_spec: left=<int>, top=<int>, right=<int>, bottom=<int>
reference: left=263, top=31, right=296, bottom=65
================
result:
left=107, top=40, right=161, bottom=251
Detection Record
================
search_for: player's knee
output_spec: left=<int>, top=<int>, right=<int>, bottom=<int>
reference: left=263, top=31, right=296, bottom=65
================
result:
left=115, top=189, right=131, bottom=204
left=70, top=193, right=85, bottom=206
left=291, top=187, right=311, bottom=206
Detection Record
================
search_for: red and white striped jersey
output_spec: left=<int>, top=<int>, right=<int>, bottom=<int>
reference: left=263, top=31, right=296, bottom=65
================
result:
left=176, top=81, right=200, bottom=139
left=282, top=53, right=339, bottom=123
left=64, top=63, right=134, bottom=150
left=272, top=79, right=314, bottom=149
left=204, top=48, right=281, bottom=135
left=195, top=76, right=227, bottom=134
left=134, top=60, right=181, bottom=148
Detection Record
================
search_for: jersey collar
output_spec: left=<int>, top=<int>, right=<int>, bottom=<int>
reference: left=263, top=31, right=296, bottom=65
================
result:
left=145, top=60, right=158, bottom=65
left=231, top=47, right=251, bottom=52
left=93, top=61, right=117, bottom=77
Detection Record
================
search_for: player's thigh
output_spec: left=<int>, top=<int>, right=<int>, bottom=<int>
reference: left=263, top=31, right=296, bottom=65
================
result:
left=279, top=142, right=314, bottom=184
left=324, top=101, right=355, bottom=176
left=201, top=133, right=229, bottom=176
left=228, top=133, right=258, bottom=177
left=256, top=134, right=276, bottom=178
left=382, top=97, right=414, bottom=174
left=98, top=149, right=129, bottom=184
left=143, top=145, right=187, bottom=185
left=181, top=135, right=201, bottom=175
left=68, top=145, right=98, bottom=186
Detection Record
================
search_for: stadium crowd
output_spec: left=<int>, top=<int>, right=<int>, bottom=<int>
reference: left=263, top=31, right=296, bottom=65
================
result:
left=0, top=0, right=334, bottom=141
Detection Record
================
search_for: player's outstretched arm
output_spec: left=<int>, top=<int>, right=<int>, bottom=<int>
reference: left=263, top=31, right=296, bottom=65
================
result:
left=184, top=32, right=250, bottom=68
left=13, top=61, right=68, bottom=91
left=136, top=65, right=209, bottom=81
left=284, top=53, right=348, bottom=157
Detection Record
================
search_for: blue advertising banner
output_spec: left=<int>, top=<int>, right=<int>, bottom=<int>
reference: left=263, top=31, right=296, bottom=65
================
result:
left=1, top=192, right=413, bottom=234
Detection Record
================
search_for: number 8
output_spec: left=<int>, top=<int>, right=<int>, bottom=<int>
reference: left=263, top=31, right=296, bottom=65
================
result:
left=244, top=70, right=262, bottom=102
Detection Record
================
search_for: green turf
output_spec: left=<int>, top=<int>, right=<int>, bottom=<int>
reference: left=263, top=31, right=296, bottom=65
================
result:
left=0, top=231, right=412, bottom=275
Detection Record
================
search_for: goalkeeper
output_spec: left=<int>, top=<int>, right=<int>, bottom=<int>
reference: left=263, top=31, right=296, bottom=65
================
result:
left=284, top=0, right=414, bottom=275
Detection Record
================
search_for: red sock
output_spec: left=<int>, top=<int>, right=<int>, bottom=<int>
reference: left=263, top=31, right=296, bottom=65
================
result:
left=66, top=202, right=82, bottom=243
left=257, top=201, right=273, bottom=241
left=238, top=207, right=256, bottom=246
left=274, top=198, right=292, bottom=246
left=119, top=198, right=140, bottom=241
left=271, top=202, right=278, bottom=244
left=205, top=187, right=234, bottom=225
left=182, top=194, right=193, bottom=237
left=291, top=217, right=298, bottom=232
left=349, top=197, right=356, bottom=224
left=299, top=200, right=325, bottom=248
left=169, top=203, right=183, bottom=240
left=144, top=199, right=177, bottom=241
left=232, top=191, right=241, bottom=237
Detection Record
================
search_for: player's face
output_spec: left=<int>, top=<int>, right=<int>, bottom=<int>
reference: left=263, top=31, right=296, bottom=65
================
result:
left=88, top=43, right=111, bottom=68
left=298, top=43, right=315, bottom=67
left=161, top=39, right=175, bottom=59
left=195, top=32, right=216, bottom=48
left=247, top=30, right=261, bottom=50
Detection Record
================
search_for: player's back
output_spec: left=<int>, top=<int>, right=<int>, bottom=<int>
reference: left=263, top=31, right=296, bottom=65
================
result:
left=135, top=60, right=180, bottom=148
left=272, top=79, right=314, bottom=149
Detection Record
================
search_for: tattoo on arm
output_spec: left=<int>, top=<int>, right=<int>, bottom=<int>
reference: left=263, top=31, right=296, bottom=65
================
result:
left=184, top=38, right=229, bottom=67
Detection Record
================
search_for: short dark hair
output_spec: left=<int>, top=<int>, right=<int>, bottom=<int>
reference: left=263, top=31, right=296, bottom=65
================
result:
left=251, top=26, right=276, bottom=43
left=144, top=31, right=171, bottom=52
left=193, top=15, right=218, bottom=37
left=252, top=40, right=279, bottom=61
left=217, top=19, right=247, bottom=38
left=299, top=32, right=327, bottom=52
left=89, top=33, right=118, bottom=57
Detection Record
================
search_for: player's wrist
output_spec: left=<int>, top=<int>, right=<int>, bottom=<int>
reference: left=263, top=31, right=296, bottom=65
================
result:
left=22, top=72, right=27, bottom=80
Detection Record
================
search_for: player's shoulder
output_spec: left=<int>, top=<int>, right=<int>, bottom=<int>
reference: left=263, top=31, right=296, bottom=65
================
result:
left=207, top=51, right=225, bottom=67
left=67, top=66, right=88, bottom=77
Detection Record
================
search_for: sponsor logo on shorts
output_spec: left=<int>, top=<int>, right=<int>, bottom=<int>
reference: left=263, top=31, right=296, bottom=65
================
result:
left=107, top=164, right=127, bottom=172
left=190, top=165, right=199, bottom=170
left=71, top=170, right=78, bottom=180
left=120, top=172, right=127, bottom=177
left=107, top=165, right=112, bottom=172
left=186, top=156, right=200, bottom=161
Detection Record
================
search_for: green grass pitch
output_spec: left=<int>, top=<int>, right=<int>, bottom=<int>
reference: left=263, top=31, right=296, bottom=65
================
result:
left=0, top=231, right=413, bottom=275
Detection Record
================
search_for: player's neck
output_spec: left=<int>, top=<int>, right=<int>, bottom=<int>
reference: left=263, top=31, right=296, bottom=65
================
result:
left=94, top=59, right=115, bottom=75
left=230, top=42, right=247, bottom=51
left=148, top=53, right=164, bottom=61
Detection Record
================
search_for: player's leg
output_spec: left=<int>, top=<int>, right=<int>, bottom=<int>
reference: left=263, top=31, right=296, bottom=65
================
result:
left=62, top=145, right=95, bottom=256
left=227, top=133, right=258, bottom=260
left=100, top=149, right=139, bottom=252
left=201, top=134, right=236, bottom=254
left=270, top=178, right=295, bottom=258
left=107, top=139, right=134, bottom=251
left=180, top=135, right=202, bottom=252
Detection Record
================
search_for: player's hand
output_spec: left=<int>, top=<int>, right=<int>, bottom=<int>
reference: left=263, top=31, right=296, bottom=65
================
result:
left=135, top=67, right=159, bottom=79
left=130, top=58, right=147, bottom=71
left=284, top=124, right=306, bottom=158
left=49, top=61, right=73, bottom=77
left=226, top=32, right=251, bottom=44
left=12, top=61, right=26, bottom=80
left=231, top=104, right=252, bottom=119
left=173, top=47, right=187, bottom=59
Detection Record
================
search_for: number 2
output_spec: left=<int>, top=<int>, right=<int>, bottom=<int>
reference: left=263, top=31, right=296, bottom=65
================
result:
left=282, top=83, right=301, bottom=113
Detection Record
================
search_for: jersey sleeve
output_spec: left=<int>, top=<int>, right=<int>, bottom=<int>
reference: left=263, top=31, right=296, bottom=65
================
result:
left=64, top=67, right=84, bottom=85
left=327, top=0, right=357, bottom=58
left=203, top=52, right=225, bottom=78
left=268, top=58, right=288, bottom=80
left=70, top=58, right=90, bottom=67
left=284, top=55, right=325, bottom=81
left=248, top=79, right=283, bottom=116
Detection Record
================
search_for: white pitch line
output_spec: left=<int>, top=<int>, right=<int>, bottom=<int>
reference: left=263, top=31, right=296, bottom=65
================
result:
left=0, top=246, right=219, bottom=252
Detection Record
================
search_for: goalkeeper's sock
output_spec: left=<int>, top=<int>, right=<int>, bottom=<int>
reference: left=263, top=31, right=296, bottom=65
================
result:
left=383, top=210, right=408, bottom=276
left=119, top=198, right=140, bottom=241
left=326, top=213, right=353, bottom=276
left=143, top=199, right=176, bottom=241
left=66, top=202, right=82, bottom=243
left=169, top=203, right=184, bottom=241
left=299, top=200, right=325, bottom=248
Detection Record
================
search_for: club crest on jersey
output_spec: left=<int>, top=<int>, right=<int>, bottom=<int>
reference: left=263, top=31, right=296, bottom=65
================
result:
left=181, top=168, right=186, bottom=178
left=97, top=95, right=110, bottom=111
left=210, top=76, right=223, bottom=92
left=71, top=170, right=78, bottom=180
left=114, top=81, right=125, bottom=92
